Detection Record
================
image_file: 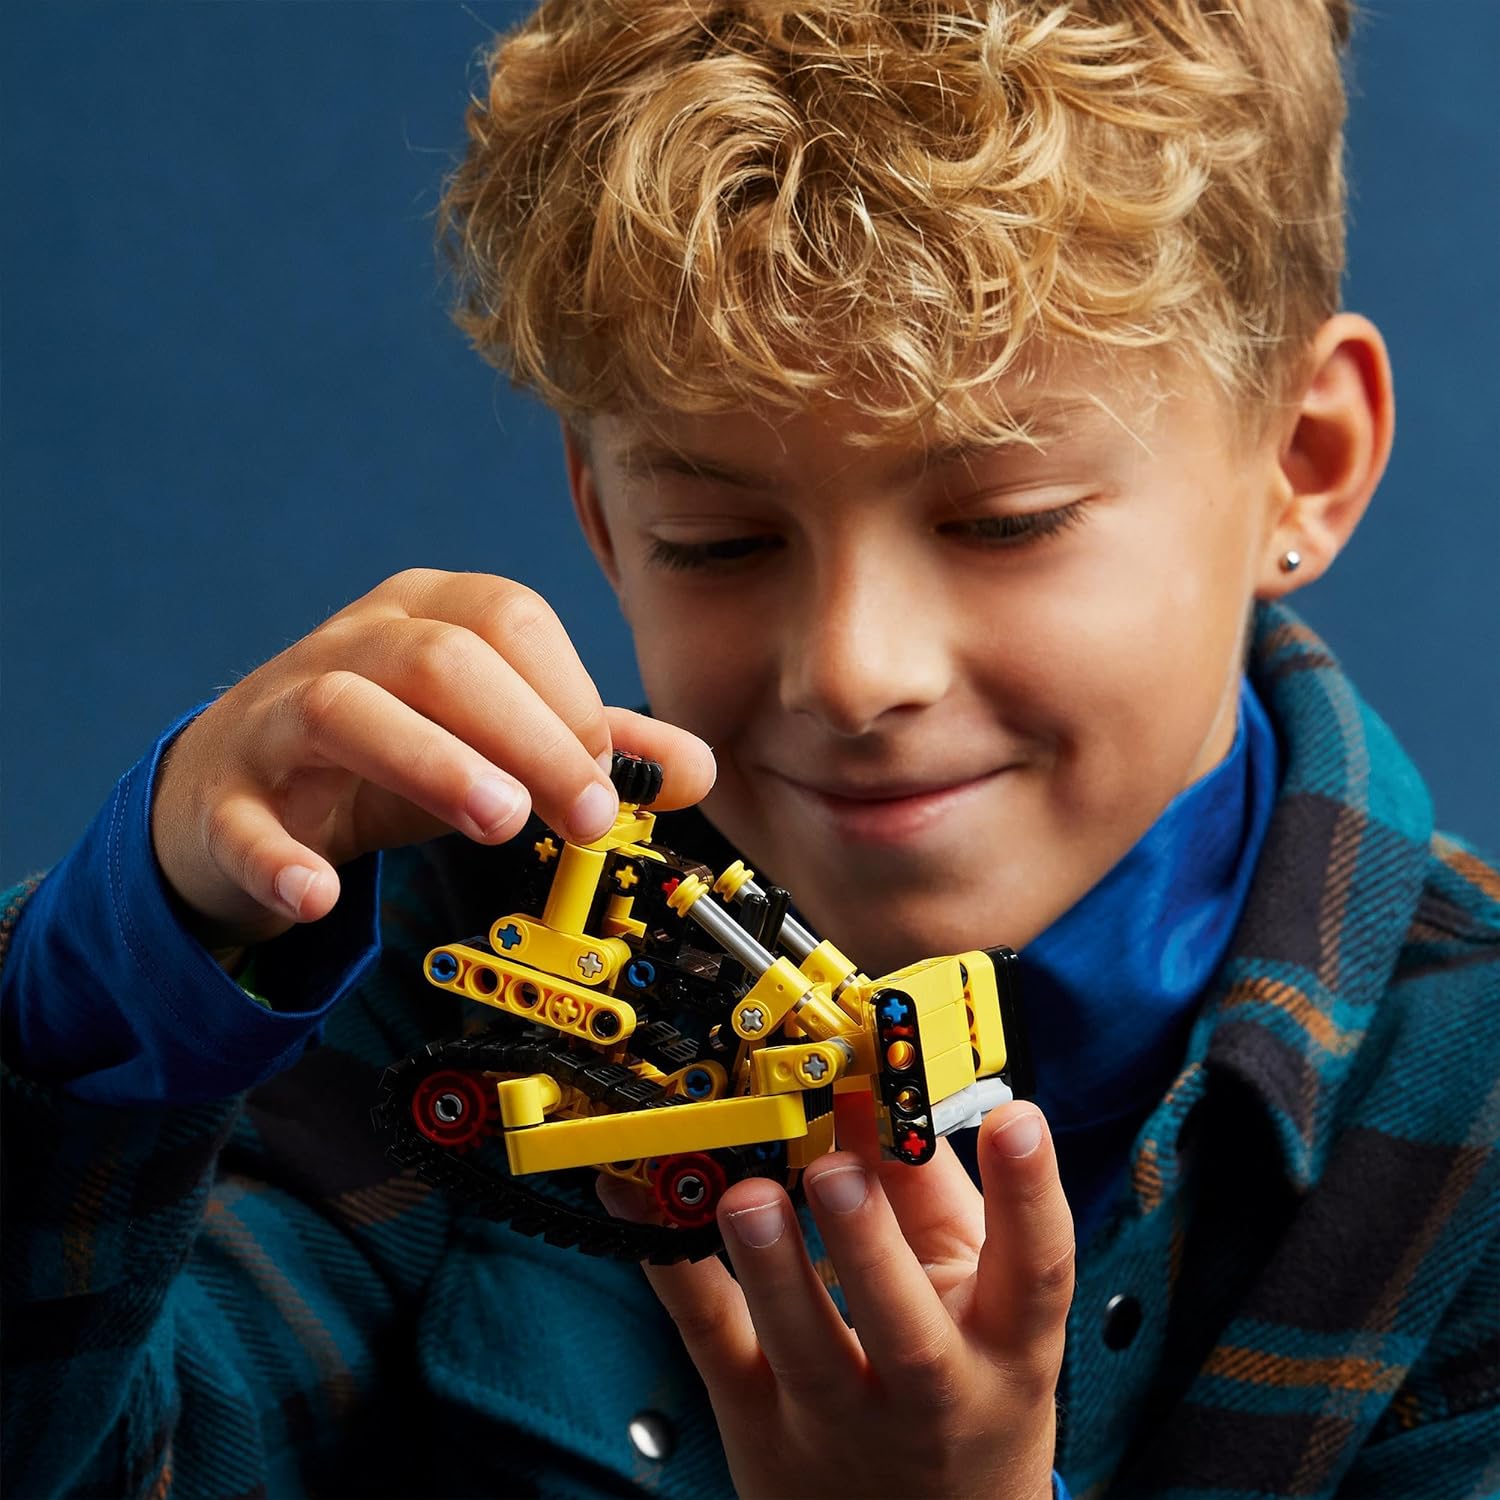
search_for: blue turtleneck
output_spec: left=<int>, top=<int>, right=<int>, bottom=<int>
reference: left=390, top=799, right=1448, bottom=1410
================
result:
left=957, top=675, right=1281, bottom=1246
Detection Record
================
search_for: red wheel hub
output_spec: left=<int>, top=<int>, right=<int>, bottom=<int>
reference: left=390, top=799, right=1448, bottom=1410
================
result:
left=411, top=1069, right=494, bottom=1150
left=651, top=1152, right=729, bottom=1228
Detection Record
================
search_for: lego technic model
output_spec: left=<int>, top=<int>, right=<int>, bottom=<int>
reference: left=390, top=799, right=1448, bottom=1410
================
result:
left=373, top=752, right=1032, bottom=1262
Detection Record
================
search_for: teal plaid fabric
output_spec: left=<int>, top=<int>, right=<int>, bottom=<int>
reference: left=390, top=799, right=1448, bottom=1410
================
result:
left=3, top=603, right=1497, bottom=1499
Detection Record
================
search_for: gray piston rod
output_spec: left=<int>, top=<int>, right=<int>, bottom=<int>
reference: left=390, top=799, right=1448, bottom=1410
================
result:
left=679, top=887, right=779, bottom=978
left=723, top=875, right=816, bottom=961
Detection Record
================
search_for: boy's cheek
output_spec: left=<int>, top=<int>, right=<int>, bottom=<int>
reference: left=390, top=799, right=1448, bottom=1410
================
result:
left=633, top=642, right=755, bottom=763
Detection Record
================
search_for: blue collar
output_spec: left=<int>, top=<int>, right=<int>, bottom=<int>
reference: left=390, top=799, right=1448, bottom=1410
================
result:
left=1017, top=676, right=1281, bottom=1234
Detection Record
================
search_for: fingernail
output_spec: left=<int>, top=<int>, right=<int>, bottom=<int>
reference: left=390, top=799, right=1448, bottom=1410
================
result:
left=726, top=1201, right=786, bottom=1249
left=596, top=748, right=616, bottom=776
left=274, top=865, right=317, bottom=919
left=466, top=775, right=522, bottom=837
left=568, top=781, right=618, bottom=842
left=993, top=1108, right=1045, bottom=1160
left=809, top=1164, right=868, bottom=1215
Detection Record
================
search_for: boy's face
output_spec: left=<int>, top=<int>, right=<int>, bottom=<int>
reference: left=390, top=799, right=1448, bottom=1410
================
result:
left=568, top=355, right=1286, bottom=975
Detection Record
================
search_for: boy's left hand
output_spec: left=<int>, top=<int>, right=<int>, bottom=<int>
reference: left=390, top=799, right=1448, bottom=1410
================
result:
left=633, top=1098, right=1073, bottom=1500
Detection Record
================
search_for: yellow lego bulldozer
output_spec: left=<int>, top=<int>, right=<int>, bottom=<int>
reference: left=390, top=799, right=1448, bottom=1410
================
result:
left=372, top=752, right=1031, bottom=1262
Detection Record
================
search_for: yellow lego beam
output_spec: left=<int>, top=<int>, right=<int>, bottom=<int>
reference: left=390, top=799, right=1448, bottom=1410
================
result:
left=503, top=1092, right=808, bottom=1175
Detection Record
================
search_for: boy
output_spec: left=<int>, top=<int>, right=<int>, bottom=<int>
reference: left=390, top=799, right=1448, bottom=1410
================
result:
left=3, top=2, right=1496, bottom=1498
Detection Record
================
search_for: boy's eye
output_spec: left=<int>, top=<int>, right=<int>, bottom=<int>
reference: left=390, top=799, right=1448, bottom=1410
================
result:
left=643, top=502, right=1086, bottom=571
left=942, top=502, right=1088, bottom=548
left=646, top=535, right=783, bottom=572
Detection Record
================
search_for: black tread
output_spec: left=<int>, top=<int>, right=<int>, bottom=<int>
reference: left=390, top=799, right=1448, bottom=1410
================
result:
left=371, top=1028, right=724, bottom=1263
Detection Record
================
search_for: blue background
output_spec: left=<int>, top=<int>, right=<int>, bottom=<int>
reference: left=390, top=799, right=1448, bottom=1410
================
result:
left=3, top=1, right=1497, bottom=886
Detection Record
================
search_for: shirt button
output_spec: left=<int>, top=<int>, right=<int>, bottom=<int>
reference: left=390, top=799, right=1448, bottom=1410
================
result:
left=1103, top=1293, right=1142, bottom=1350
left=628, top=1410, right=676, bottom=1461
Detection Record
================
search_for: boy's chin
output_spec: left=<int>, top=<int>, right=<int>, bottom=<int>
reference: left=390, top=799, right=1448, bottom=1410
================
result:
left=794, top=875, right=1024, bottom=977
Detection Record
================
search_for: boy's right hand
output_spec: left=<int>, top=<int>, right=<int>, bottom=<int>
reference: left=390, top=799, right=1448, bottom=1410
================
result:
left=150, top=569, right=717, bottom=954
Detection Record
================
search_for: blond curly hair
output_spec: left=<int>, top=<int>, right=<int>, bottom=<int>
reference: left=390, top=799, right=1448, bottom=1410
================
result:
left=441, top=0, right=1353, bottom=441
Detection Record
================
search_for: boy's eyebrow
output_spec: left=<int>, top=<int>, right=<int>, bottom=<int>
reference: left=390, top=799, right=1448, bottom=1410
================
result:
left=614, top=403, right=1105, bottom=490
left=616, top=444, right=780, bottom=490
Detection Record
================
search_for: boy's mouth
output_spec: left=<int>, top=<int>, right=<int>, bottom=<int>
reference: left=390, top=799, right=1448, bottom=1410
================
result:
left=768, top=768, right=1008, bottom=844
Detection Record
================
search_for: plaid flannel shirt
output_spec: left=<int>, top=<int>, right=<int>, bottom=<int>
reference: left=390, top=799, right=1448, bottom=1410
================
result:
left=3, top=603, right=1497, bottom=1499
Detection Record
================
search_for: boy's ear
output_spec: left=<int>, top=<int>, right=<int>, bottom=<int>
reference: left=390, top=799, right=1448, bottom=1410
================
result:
left=561, top=420, right=624, bottom=597
left=1257, top=312, right=1395, bottom=599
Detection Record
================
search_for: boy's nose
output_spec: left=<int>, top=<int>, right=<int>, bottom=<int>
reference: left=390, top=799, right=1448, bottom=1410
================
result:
left=778, top=562, right=951, bottom=736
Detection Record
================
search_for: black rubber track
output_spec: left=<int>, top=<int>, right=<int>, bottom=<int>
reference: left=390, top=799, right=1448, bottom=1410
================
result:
left=371, top=1027, right=725, bottom=1264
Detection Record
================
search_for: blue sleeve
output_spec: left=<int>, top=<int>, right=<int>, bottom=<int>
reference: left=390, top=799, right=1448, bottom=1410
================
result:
left=1053, top=1471, right=1072, bottom=1499
left=0, top=704, right=380, bottom=1105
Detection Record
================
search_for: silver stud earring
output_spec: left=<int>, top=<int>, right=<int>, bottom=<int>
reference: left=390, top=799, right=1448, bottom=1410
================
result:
left=1279, top=549, right=1302, bottom=574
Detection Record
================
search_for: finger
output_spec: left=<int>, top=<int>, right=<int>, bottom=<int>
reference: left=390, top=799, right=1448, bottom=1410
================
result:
left=834, top=1093, right=986, bottom=1272
left=708, top=1178, right=863, bottom=1400
left=357, top=572, right=620, bottom=840
left=260, top=670, right=536, bottom=846
left=641, top=1243, right=765, bottom=1395
left=408, top=572, right=616, bottom=769
left=205, top=790, right=343, bottom=925
left=603, top=708, right=717, bottom=810
left=801, top=1154, right=966, bottom=1401
left=337, top=778, right=471, bottom=853
left=968, top=1103, right=1076, bottom=1360
left=876, top=1138, right=987, bottom=1265
left=596, top=1176, right=765, bottom=1391
left=340, top=613, right=619, bottom=844
left=336, top=571, right=615, bottom=791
